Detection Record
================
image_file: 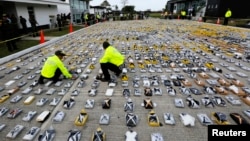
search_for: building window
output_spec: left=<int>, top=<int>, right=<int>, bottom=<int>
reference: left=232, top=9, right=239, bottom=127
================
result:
left=211, top=5, right=213, bottom=9
left=208, top=5, right=210, bottom=9
left=27, top=6, right=34, bottom=18
left=215, top=4, right=218, bottom=8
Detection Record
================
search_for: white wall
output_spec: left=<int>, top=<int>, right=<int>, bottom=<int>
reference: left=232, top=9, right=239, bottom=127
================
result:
left=89, top=8, right=106, bottom=14
left=173, top=4, right=177, bottom=14
left=35, top=4, right=58, bottom=25
left=15, top=3, right=31, bottom=28
left=15, top=3, right=58, bottom=27
left=57, top=3, right=70, bottom=14
left=89, top=8, right=94, bottom=14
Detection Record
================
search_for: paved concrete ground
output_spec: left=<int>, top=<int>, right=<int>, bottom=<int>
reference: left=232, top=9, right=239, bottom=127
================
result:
left=0, top=19, right=250, bottom=141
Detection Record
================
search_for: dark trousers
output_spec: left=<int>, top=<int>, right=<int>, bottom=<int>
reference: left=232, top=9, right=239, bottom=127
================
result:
left=38, top=68, right=62, bottom=83
left=31, top=25, right=38, bottom=37
left=100, top=63, right=122, bottom=80
left=21, top=25, right=28, bottom=34
left=6, top=40, right=17, bottom=52
left=58, top=23, right=62, bottom=31
left=223, top=17, right=229, bottom=25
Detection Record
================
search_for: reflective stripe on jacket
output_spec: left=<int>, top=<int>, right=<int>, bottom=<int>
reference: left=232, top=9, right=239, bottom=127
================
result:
left=41, top=55, right=72, bottom=78
left=100, top=46, right=124, bottom=66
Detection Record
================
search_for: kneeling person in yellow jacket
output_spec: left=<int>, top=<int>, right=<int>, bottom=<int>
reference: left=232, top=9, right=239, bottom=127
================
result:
left=38, top=50, right=76, bottom=84
left=98, top=41, right=125, bottom=82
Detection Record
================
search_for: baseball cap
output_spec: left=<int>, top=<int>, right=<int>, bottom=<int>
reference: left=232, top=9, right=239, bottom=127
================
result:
left=2, top=14, right=7, bottom=17
left=55, top=50, right=66, bottom=56
left=103, top=41, right=110, bottom=49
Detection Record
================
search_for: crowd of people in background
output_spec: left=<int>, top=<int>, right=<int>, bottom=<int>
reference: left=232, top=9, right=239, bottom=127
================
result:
left=0, top=8, right=237, bottom=53
left=81, top=12, right=108, bottom=26
left=0, top=13, right=18, bottom=52
left=81, top=11, right=148, bottom=26
left=0, top=13, right=41, bottom=52
left=29, top=15, right=39, bottom=37
left=161, top=7, right=233, bottom=25
left=0, top=13, right=71, bottom=52
left=54, top=13, right=71, bottom=28
left=20, top=16, right=28, bottom=34
left=162, top=7, right=196, bottom=20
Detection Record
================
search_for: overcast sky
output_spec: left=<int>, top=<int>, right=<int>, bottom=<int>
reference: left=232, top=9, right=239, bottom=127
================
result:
left=90, top=0, right=169, bottom=11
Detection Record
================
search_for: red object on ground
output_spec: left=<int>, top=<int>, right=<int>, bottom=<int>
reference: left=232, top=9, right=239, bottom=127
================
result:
left=216, top=18, right=220, bottom=24
left=198, top=17, right=202, bottom=22
left=84, top=22, right=88, bottom=27
left=69, top=23, right=73, bottom=33
left=40, top=30, right=45, bottom=44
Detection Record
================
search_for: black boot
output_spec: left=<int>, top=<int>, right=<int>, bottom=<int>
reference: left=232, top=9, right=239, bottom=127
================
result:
left=38, top=76, right=44, bottom=84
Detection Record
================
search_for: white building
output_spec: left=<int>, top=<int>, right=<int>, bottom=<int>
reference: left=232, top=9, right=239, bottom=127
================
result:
left=0, top=0, right=91, bottom=29
left=89, top=6, right=106, bottom=15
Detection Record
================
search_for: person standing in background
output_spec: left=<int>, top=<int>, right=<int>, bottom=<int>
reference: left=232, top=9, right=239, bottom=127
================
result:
left=223, top=8, right=232, bottom=25
left=29, top=15, right=38, bottom=37
left=84, top=13, right=88, bottom=25
left=164, top=11, right=168, bottom=19
left=0, top=14, right=18, bottom=52
left=10, top=14, right=17, bottom=24
left=10, top=14, right=19, bottom=44
left=96, top=13, right=101, bottom=22
left=20, top=16, right=27, bottom=34
left=181, top=9, right=186, bottom=19
left=57, top=14, right=62, bottom=31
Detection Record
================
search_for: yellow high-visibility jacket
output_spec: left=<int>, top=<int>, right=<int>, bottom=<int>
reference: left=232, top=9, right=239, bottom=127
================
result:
left=84, top=14, right=88, bottom=20
left=41, top=55, right=72, bottom=78
left=225, top=10, right=232, bottom=18
left=100, top=46, right=124, bottom=66
left=181, top=11, right=186, bottom=16
left=96, top=14, right=100, bottom=19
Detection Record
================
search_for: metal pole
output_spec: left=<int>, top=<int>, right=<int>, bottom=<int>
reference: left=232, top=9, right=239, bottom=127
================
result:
left=69, top=0, right=73, bottom=24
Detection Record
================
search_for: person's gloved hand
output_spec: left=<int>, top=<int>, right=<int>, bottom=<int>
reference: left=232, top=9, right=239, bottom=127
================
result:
left=71, top=76, right=77, bottom=80
left=71, top=74, right=77, bottom=80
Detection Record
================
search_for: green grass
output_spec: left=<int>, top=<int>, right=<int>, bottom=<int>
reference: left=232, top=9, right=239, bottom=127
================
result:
left=205, top=17, right=249, bottom=26
left=0, top=25, right=84, bottom=58
left=0, top=40, right=39, bottom=58
left=226, top=19, right=248, bottom=26
left=149, top=13, right=162, bottom=18
left=43, top=26, right=84, bottom=36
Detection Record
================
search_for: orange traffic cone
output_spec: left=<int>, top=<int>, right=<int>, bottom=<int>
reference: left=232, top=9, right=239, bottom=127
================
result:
left=69, top=23, right=73, bottom=33
left=216, top=18, right=220, bottom=24
left=198, top=17, right=202, bottom=22
left=178, top=15, right=180, bottom=20
left=39, top=30, right=45, bottom=44
left=84, top=22, right=88, bottom=27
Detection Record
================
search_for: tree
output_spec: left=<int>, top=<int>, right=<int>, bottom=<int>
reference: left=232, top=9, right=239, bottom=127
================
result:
left=121, top=0, right=129, bottom=8
left=121, top=5, right=135, bottom=20
left=115, top=5, right=119, bottom=10
left=121, top=5, right=135, bottom=14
